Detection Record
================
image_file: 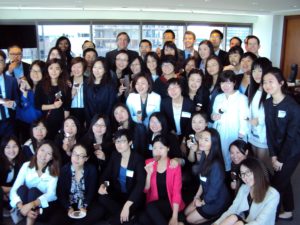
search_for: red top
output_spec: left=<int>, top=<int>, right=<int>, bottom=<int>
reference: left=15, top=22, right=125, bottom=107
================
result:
left=144, top=158, right=185, bottom=211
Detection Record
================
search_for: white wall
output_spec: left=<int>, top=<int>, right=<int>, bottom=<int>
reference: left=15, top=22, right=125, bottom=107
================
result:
left=252, top=15, right=284, bottom=67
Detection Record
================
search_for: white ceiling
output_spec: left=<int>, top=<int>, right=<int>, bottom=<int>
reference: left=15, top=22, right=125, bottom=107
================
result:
left=0, top=0, right=299, bottom=15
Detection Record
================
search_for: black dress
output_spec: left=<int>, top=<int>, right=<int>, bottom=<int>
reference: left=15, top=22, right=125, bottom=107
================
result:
left=35, top=83, right=71, bottom=140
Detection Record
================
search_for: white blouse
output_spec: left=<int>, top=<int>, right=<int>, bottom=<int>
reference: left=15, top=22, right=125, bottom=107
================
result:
left=212, top=91, right=249, bottom=171
left=10, top=161, right=58, bottom=208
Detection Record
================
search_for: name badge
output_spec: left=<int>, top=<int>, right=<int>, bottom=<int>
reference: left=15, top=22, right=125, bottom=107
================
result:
left=199, top=175, right=207, bottom=182
left=126, top=170, right=134, bottom=178
left=181, top=111, right=191, bottom=118
left=278, top=110, right=286, bottom=118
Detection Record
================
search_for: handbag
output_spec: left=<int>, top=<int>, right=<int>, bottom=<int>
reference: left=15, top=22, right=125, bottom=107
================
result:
left=10, top=207, right=24, bottom=224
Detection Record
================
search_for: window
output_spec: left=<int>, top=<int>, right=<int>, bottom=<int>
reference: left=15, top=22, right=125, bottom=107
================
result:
left=38, top=25, right=91, bottom=60
left=187, top=25, right=225, bottom=50
left=34, top=22, right=252, bottom=62
left=142, top=24, right=185, bottom=50
left=226, top=26, right=252, bottom=51
left=92, top=24, right=140, bottom=57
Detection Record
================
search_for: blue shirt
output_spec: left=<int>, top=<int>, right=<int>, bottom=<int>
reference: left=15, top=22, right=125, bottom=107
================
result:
left=119, top=166, right=127, bottom=193
left=71, top=83, right=84, bottom=108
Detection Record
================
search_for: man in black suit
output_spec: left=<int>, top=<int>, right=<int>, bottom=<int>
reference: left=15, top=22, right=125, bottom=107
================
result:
left=0, top=50, right=19, bottom=139
left=5, top=44, right=30, bottom=81
left=105, top=32, right=138, bottom=70
left=209, top=29, right=230, bottom=66
left=180, top=31, right=200, bottom=63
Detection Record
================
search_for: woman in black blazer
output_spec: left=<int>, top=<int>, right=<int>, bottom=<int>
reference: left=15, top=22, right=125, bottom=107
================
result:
left=54, top=143, right=101, bottom=225
left=98, top=129, right=146, bottom=225
left=160, top=78, right=195, bottom=143
left=263, top=67, right=300, bottom=220
left=83, top=57, right=117, bottom=127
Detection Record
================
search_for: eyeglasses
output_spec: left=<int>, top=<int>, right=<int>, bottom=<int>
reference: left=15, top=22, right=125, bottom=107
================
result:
left=71, top=153, right=87, bottom=160
left=239, top=170, right=252, bottom=179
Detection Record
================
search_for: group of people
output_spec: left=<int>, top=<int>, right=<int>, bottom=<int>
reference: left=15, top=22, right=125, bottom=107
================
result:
left=0, top=28, right=299, bottom=225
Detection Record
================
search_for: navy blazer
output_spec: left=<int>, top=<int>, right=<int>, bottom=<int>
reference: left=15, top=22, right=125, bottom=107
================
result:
left=100, top=150, right=146, bottom=204
left=160, top=96, right=195, bottom=137
left=57, top=163, right=98, bottom=210
left=1, top=74, right=19, bottom=119
left=264, top=95, right=300, bottom=162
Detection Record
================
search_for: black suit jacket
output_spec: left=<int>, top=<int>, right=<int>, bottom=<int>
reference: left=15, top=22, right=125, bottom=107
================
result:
left=180, top=49, right=200, bottom=64
left=5, top=61, right=30, bottom=79
left=216, top=49, right=229, bottom=66
left=1, top=74, right=19, bottom=119
left=100, top=150, right=146, bottom=204
left=160, top=96, right=195, bottom=137
left=106, top=49, right=139, bottom=70
left=57, top=163, right=98, bottom=210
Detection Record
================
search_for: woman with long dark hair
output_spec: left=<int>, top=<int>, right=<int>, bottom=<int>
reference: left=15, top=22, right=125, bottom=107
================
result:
left=9, top=140, right=60, bottom=225
left=139, top=135, right=185, bottom=225
left=184, top=128, right=231, bottom=224
left=213, top=158, right=279, bottom=225
left=263, top=67, right=300, bottom=220
left=145, top=52, right=161, bottom=83
left=84, top=57, right=117, bottom=127
left=248, top=57, right=273, bottom=172
left=0, top=136, right=24, bottom=224
left=22, top=119, right=48, bottom=161
left=16, top=60, right=45, bottom=143
left=80, top=114, right=114, bottom=172
left=35, top=58, right=71, bottom=139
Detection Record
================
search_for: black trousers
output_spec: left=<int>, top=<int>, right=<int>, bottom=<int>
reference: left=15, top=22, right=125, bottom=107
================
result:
left=17, top=185, right=56, bottom=222
left=139, top=200, right=172, bottom=225
left=0, top=188, right=3, bottom=222
left=98, top=192, right=141, bottom=225
left=0, top=119, right=14, bottom=141
left=271, top=155, right=300, bottom=212
left=49, top=201, right=104, bottom=225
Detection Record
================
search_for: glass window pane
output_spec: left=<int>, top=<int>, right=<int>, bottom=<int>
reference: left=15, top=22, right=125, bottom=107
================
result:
left=1, top=48, right=38, bottom=64
left=92, top=24, right=140, bottom=57
left=226, top=26, right=252, bottom=51
left=38, top=25, right=91, bottom=60
left=142, top=25, right=185, bottom=50
left=187, top=25, right=224, bottom=50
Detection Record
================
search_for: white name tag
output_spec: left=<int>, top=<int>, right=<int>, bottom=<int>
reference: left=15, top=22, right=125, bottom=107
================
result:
left=199, top=175, right=207, bottom=182
left=126, top=170, right=134, bottom=177
left=181, top=111, right=191, bottom=118
left=278, top=110, right=286, bottom=118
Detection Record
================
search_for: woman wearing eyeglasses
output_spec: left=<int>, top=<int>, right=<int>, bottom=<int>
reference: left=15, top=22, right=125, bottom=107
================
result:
left=97, top=129, right=146, bottom=225
left=54, top=144, right=100, bottom=225
left=213, top=158, right=279, bottom=225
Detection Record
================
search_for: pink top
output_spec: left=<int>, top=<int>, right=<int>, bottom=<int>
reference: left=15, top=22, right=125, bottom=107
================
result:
left=144, top=158, right=185, bottom=211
